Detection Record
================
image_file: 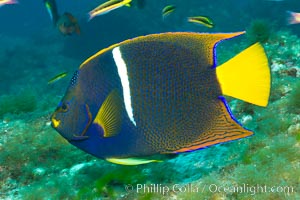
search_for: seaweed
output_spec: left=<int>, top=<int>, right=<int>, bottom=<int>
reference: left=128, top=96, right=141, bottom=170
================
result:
left=246, top=19, right=272, bottom=44
left=287, top=80, right=300, bottom=114
left=76, top=166, right=147, bottom=199
left=0, top=90, right=37, bottom=117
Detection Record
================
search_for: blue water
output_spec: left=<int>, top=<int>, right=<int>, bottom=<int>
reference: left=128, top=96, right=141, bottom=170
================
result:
left=1, top=0, right=299, bottom=59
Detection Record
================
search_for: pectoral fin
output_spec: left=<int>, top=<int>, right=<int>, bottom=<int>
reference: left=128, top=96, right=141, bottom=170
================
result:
left=93, top=90, right=122, bottom=137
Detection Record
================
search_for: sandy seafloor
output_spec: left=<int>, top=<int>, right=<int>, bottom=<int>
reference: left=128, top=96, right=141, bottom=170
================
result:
left=0, top=0, right=300, bottom=199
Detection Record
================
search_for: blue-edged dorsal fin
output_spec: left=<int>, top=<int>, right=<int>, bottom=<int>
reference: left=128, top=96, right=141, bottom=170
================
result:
left=184, top=31, right=245, bottom=67
left=106, top=157, right=162, bottom=165
left=93, top=89, right=122, bottom=137
left=174, top=97, right=253, bottom=153
left=79, top=32, right=245, bottom=70
left=125, top=32, right=245, bottom=67
left=123, top=32, right=245, bottom=67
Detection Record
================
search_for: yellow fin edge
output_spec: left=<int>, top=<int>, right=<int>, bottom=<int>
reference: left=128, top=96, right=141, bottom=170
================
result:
left=106, top=158, right=162, bottom=165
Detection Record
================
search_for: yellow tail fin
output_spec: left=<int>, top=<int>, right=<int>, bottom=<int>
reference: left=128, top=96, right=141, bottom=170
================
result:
left=216, top=43, right=270, bottom=107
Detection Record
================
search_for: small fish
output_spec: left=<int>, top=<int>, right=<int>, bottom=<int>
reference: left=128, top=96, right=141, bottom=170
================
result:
left=48, top=72, right=68, bottom=84
left=51, top=32, right=271, bottom=165
left=188, top=16, right=214, bottom=28
left=88, top=0, right=132, bottom=21
left=162, top=5, right=176, bottom=19
left=44, top=0, right=59, bottom=26
left=0, top=0, right=17, bottom=7
left=286, top=11, right=300, bottom=25
left=57, top=12, right=81, bottom=36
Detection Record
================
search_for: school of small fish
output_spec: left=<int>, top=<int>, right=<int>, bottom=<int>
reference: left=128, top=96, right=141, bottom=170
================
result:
left=2, top=0, right=299, bottom=34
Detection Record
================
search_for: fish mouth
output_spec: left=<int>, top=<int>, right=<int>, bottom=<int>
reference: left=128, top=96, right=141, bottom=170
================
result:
left=49, top=104, right=92, bottom=141
left=50, top=113, right=60, bottom=128
left=51, top=118, right=61, bottom=129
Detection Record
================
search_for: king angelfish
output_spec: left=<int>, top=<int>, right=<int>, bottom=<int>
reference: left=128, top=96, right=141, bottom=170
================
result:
left=51, top=32, right=270, bottom=165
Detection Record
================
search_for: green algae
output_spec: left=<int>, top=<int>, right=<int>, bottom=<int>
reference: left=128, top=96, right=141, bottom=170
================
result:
left=288, top=80, right=300, bottom=114
left=0, top=90, right=37, bottom=117
left=76, top=166, right=152, bottom=199
left=74, top=160, right=181, bottom=199
left=246, top=19, right=272, bottom=44
left=176, top=134, right=300, bottom=200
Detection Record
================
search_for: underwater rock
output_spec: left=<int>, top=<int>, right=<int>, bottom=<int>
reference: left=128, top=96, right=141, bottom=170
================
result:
left=288, top=123, right=300, bottom=135
left=271, top=62, right=286, bottom=73
left=240, top=115, right=253, bottom=126
left=285, top=67, right=297, bottom=77
left=32, top=168, right=46, bottom=177
left=68, top=161, right=96, bottom=176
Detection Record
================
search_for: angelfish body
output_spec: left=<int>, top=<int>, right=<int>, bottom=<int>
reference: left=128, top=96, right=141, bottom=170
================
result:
left=51, top=32, right=270, bottom=165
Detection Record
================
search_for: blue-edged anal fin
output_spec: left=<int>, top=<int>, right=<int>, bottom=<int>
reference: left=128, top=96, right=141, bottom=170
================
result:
left=174, top=97, right=253, bottom=153
left=93, top=89, right=123, bottom=138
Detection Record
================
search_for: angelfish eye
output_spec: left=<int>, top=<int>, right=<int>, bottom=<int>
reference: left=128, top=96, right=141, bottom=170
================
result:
left=60, top=103, right=69, bottom=112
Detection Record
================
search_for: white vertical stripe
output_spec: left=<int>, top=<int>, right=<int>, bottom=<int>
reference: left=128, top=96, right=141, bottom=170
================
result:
left=112, top=47, right=137, bottom=126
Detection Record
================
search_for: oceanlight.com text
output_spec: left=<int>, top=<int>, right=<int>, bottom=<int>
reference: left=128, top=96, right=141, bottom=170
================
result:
left=208, top=183, right=295, bottom=196
left=124, top=183, right=295, bottom=196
